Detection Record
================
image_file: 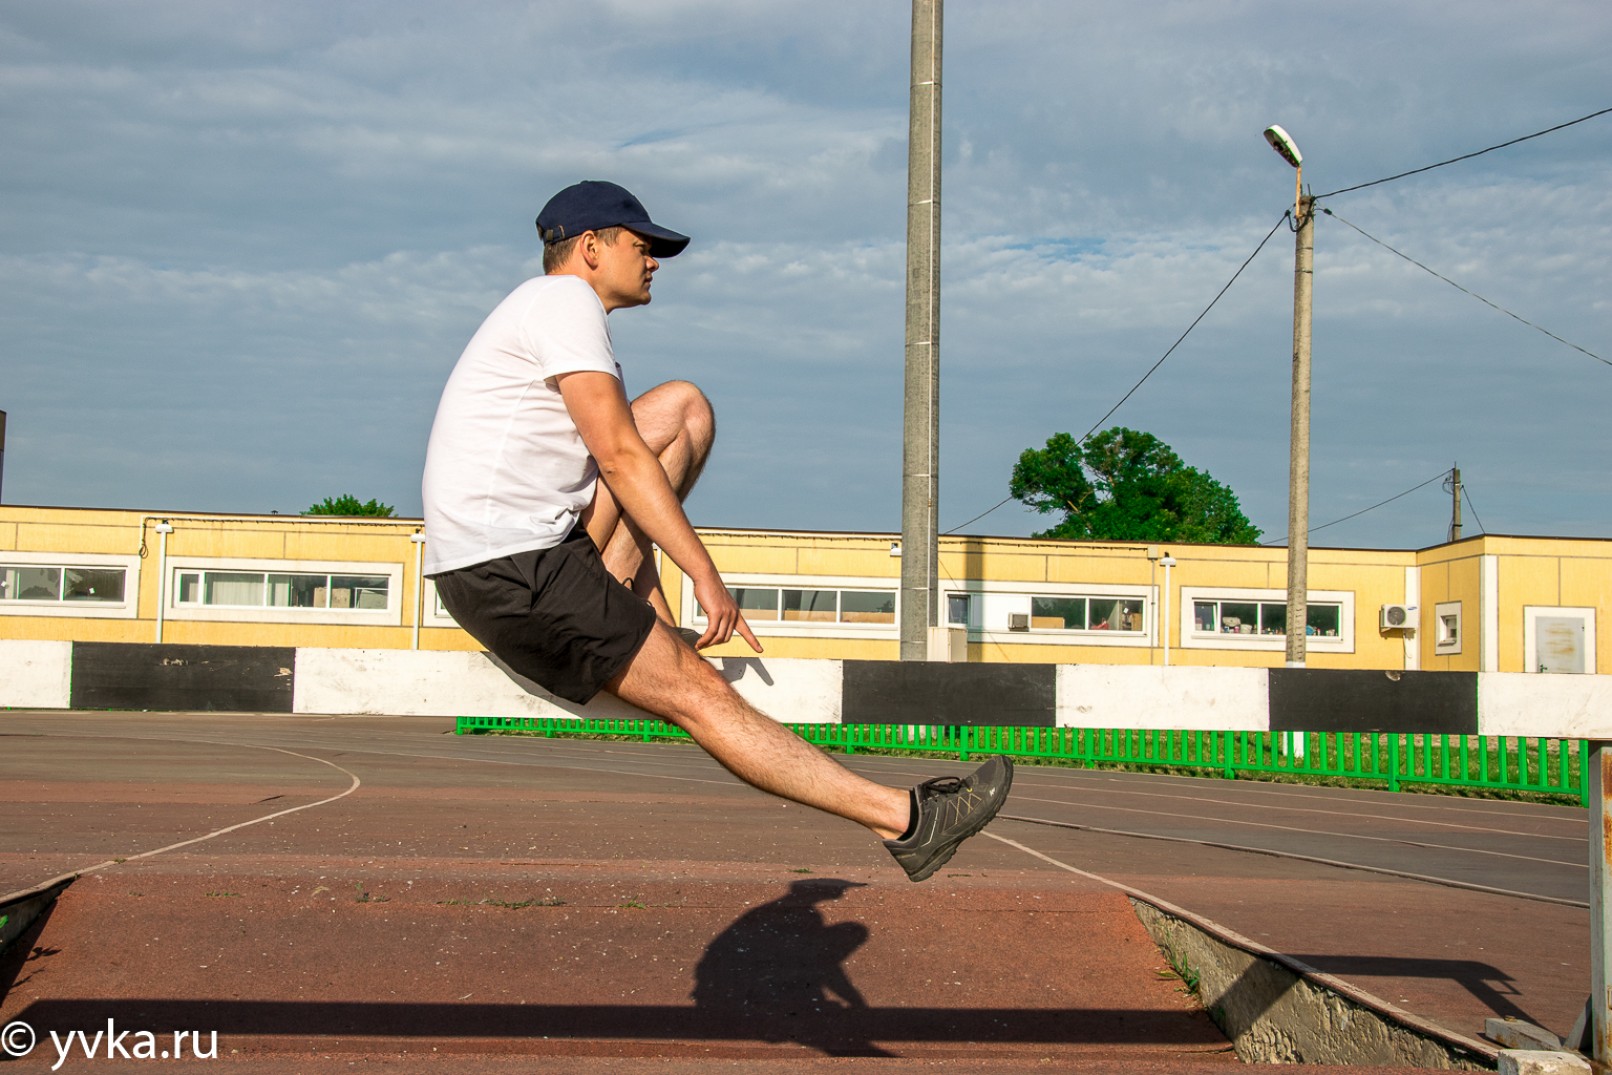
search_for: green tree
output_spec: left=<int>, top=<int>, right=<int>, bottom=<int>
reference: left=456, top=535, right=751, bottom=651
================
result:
left=1010, top=427, right=1261, bottom=544
left=305, top=494, right=395, bottom=518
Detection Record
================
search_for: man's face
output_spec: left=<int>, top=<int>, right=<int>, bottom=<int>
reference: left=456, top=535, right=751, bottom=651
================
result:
left=594, top=228, right=659, bottom=312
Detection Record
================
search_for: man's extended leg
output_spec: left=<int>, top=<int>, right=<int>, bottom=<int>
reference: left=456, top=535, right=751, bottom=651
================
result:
left=582, top=379, right=712, bottom=626
left=607, top=621, right=912, bottom=838
left=605, top=624, right=1015, bottom=881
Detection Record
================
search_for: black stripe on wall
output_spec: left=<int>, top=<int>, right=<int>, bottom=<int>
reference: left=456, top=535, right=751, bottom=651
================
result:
left=71, top=643, right=295, bottom=713
left=1267, top=669, right=1477, bottom=734
left=841, top=661, right=1056, bottom=727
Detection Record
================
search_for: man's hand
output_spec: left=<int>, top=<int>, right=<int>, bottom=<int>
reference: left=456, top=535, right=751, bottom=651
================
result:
left=693, top=575, right=763, bottom=653
left=556, top=371, right=761, bottom=654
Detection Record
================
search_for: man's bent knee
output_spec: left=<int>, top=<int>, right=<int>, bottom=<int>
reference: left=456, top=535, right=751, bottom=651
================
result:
left=637, top=380, right=714, bottom=445
left=607, top=623, right=739, bottom=727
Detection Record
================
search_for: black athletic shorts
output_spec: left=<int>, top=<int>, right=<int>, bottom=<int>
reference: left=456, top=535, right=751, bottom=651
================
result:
left=430, top=526, right=658, bottom=704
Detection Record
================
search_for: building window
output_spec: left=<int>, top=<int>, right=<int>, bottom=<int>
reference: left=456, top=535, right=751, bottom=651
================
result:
left=783, top=588, right=837, bottom=622
left=175, top=569, right=390, bottom=611
left=1434, top=601, right=1462, bottom=655
left=165, top=557, right=403, bottom=626
left=1031, top=595, right=1145, bottom=633
left=420, top=580, right=461, bottom=629
left=1192, top=598, right=1340, bottom=638
left=0, top=564, right=128, bottom=604
left=839, top=589, right=896, bottom=624
left=0, top=554, right=140, bottom=619
left=938, top=585, right=1151, bottom=646
left=694, top=585, right=896, bottom=628
left=1181, top=587, right=1353, bottom=652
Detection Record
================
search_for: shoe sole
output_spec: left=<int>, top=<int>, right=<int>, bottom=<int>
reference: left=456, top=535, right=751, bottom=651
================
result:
left=902, top=758, right=1015, bottom=882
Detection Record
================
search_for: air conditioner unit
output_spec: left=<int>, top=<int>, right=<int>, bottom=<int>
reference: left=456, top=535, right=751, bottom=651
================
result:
left=1380, top=604, right=1418, bottom=630
left=1008, top=612, right=1030, bottom=631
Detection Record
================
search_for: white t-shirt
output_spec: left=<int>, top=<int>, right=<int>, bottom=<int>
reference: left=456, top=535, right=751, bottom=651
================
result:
left=421, top=274, right=620, bottom=576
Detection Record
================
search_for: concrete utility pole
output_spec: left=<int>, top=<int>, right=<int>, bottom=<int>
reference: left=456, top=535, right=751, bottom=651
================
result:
left=900, top=0, right=941, bottom=661
left=1449, top=464, right=1463, bottom=542
left=1285, top=193, right=1314, bottom=667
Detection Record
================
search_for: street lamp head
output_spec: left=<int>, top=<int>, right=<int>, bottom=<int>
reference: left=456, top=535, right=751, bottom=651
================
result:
left=1263, top=125, right=1303, bottom=169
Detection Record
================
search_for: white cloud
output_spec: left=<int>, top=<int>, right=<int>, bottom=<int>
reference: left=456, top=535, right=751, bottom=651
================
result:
left=0, top=0, right=1608, bottom=546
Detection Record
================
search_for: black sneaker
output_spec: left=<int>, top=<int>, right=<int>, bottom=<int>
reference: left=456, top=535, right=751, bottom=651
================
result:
left=884, top=756, right=1014, bottom=882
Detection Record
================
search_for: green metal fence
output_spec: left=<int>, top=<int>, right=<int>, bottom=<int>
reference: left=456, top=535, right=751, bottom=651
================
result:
left=454, top=716, right=1589, bottom=805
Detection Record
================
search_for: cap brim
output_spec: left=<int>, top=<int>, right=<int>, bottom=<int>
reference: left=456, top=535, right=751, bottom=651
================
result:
left=630, top=223, right=690, bottom=259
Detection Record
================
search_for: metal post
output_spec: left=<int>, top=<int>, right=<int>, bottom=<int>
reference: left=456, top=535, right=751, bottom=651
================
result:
left=1284, top=194, right=1314, bottom=667
left=1590, top=741, right=1611, bottom=1064
left=0, top=409, right=7, bottom=503
left=1159, top=554, right=1176, bottom=667
left=900, top=0, right=942, bottom=661
left=1450, top=464, right=1463, bottom=542
left=153, top=520, right=173, bottom=643
left=411, top=530, right=427, bottom=651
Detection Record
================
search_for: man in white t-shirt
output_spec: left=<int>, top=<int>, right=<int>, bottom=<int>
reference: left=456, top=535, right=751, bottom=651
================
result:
left=422, top=180, right=1011, bottom=882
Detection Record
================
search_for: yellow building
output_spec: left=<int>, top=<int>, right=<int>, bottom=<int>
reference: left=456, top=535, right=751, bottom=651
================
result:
left=2, top=504, right=1607, bottom=675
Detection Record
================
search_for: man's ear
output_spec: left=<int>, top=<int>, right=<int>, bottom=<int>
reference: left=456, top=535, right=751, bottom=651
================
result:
left=579, top=230, right=603, bottom=269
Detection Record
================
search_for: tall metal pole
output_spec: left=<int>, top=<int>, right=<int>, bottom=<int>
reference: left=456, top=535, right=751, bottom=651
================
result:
left=900, top=0, right=941, bottom=661
left=1450, top=464, right=1463, bottom=542
left=1591, top=742, right=1612, bottom=1066
left=1284, top=194, right=1314, bottom=667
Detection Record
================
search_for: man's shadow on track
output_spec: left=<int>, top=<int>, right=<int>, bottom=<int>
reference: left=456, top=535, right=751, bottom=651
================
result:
left=692, top=878, right=893, bottom=1057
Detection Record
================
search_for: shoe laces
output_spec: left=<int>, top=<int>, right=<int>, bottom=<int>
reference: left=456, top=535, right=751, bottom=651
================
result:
left=916, top=776, right=964, bottom=799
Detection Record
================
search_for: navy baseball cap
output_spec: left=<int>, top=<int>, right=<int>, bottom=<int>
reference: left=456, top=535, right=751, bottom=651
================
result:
left=536, top=181, right=690, bottom=258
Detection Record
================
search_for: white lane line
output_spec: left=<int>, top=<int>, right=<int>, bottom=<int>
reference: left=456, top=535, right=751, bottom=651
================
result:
left=10, top=721, right=1583, bottom=887
left=980, top=827, right=1505, bottom=1060
left=2, top=744, right=362, bottom=897
left=437, top=738, right=1585, bottom=876
left=1004, top=793, right=1585, bottom=869
left=1019, top=766, right=1586, bottom=818
left=12, top=725, right=748, bottom=793
left=98, top=728, right=1581, bottom=865
left=991, top=815, right=1589, bottom=908
left=1000, top=779, right=1585, bottom=842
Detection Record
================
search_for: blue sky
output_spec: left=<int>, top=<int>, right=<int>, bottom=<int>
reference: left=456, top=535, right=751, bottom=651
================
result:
left=2, top=0, right=1608, bottom=549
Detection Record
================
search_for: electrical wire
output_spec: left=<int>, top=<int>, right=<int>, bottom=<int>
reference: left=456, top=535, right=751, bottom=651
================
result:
left=1262, top=469, right=1451, bottom=546
left=941, top=212, right=1291, bottom=536
left=1314, top=106, right=1612, bottom=200
left=943, top=110, right=1612, bottom=540
left=1323, top=209, right=1609, bottom=367
left=943, top=493, right=1016, bottom=536
left=1075, top=212, right=1292, bottom=444
left=1462, top=485, right=1487, bottom=536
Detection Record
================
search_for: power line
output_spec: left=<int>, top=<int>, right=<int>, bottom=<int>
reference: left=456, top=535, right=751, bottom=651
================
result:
left=1076, top=212, right=1291, bottom=443
left=1315, top=106, right=1612, bottom=200
left=941, top=111, right=1612, bottom=540
left=942, top=212, right=1291, bottom=535
left=944, top=493, right=1016, bottom=535
left=1323, top=209, right=1609, bottom=367
left=1462, top=485, right=1487, bottom=536
left=1262, top=469, right=1451, bottom=546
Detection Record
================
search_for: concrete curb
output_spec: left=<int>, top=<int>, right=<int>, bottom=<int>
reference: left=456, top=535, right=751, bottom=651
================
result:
left=1131, top=898, right=1497, bottom=1069
left=0, top=874, right=76, bottom=962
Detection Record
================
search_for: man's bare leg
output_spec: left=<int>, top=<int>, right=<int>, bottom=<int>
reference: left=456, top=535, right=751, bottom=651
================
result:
left=606, top=622, right=912, bottom=839
left=582, top=379, right=712, bottom=625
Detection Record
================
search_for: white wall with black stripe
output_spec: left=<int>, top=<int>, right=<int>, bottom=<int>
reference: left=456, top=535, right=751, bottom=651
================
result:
left=5, top=640, right=1609, bottom=738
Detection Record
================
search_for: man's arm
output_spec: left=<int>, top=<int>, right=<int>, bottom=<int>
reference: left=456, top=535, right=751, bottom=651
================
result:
left=556, top=370, right=760, bottom=652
